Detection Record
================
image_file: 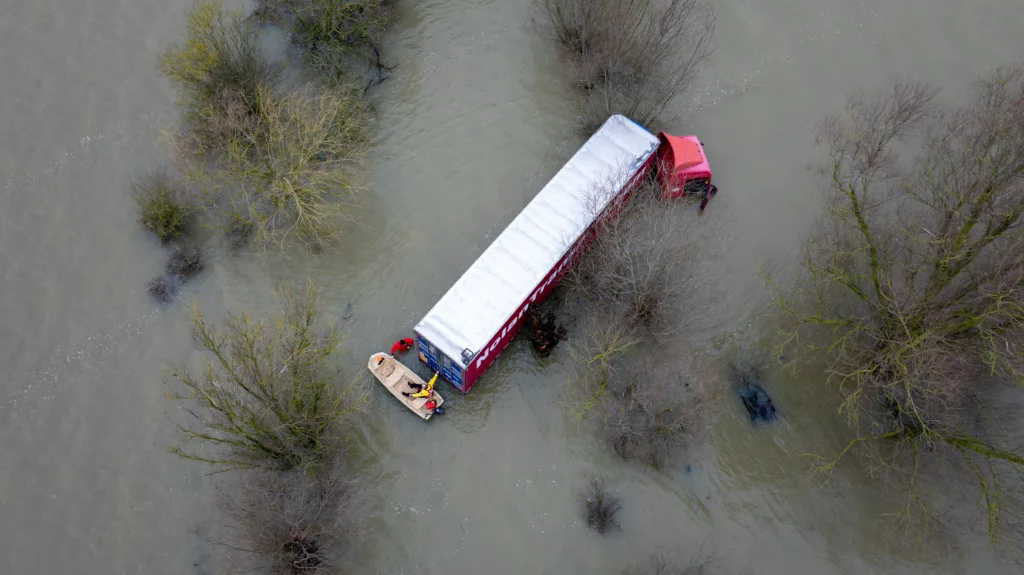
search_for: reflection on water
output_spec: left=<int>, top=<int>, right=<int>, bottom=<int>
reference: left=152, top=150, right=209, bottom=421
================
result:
left=1, top=0, right=1022, bottom=573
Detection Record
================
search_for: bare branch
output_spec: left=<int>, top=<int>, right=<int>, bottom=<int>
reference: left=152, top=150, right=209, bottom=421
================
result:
left=534, top=0, right=717, bottom=132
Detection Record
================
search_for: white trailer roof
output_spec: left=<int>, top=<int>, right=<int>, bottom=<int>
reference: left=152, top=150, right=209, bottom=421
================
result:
left=415, top=115, right=660, bottom=364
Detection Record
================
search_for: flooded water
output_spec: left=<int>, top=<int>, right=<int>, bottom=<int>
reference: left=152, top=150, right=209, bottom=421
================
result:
left=2, top=0, right=1023, bottom=573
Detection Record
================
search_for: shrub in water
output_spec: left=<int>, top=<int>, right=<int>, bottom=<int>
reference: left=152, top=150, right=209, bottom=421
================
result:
left=624, top=549, right=728, bottom=575
left=163, top=1, right=376, bottom=250
left=160, top=0, right=283, bottom=152
left=580, top=478, right=621, bottom=534
left=292, top=0, right=391, bottom=81
left=212, top=459, right=362, bottom=575
left=535, top=0, right=717, bottom=133
left=147, top=275, right=176, bottom=304
left=177, top=84, right=370, bottom=249
left=561, top=178, right=723, bottom=466
left=165, top=245, right=204, bottom=281
left=132, top=169, right=192, bottom=242
left=167, top=281, right=369, bottom=472
left=603, top=356, right=711, bottom=468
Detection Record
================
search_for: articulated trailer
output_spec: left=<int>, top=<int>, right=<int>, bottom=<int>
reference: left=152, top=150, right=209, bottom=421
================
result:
left=414, top=114, right=715, bottom=393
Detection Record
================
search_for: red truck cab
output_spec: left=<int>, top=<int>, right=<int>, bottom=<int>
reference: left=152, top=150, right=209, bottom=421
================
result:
left=657, top=133, right=715, bottom=210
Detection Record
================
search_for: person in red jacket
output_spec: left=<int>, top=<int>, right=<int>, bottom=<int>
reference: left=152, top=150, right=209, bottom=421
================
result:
left=391, top=337, right=415, bottom=355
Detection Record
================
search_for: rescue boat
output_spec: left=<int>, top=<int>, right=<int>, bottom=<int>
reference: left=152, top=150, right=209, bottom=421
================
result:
left=368, top=352, right=445, bottom=420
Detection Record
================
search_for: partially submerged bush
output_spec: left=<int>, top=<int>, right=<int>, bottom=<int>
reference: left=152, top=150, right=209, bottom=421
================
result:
left=132, top=169, right=192, bottom=242
left=146, top=245, right=206, bottom=305
left=567, top=179, right=719, bottom=338
left=213, top=461, right=361, bottom=575
left=165, top=244, right=205, bottom=280
left=160, top=0, right=282, bottom=145
left=147, top=275, right=176, bottom=304
left=625, top=549, right=745, bottom=575
left=535, top=0, right=717, bottom=132
left=566, top=313, right=713, bottom=467
left=226, top=214, right=254, bottom=248
left=562, top=177, right=722, bottom=466
left=167, top=280, right=368, bottom=472
left=580, top=478, right=621, bottom=534
left=292, top=0, right=392, bottom=81
left=176, top=83, right=370, bottom=249
left=604, top=355, right=711, bottom=467
left=160, top=1, right=376, bottom=251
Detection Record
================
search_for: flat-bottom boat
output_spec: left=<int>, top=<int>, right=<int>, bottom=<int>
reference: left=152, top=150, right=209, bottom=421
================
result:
left=368, top=352, right=444, bottom=420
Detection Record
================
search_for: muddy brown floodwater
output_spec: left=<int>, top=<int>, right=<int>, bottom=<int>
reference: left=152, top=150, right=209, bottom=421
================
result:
left=2, top=0, right=1023, bottom=573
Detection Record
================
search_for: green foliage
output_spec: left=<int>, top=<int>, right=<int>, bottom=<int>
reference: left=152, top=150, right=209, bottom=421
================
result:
left=160, top=0, right=282, bottom=136
left=763, top=67, right=1024, bottom=543
left=293, top=0, right=390, bottom=80
left=159, top=1, right=378, bottom=251
left=167, top=280, right=368, bottom=473
left=177, top=83, right=370, bottom=249
left=132, top=169, right=193, bottom=242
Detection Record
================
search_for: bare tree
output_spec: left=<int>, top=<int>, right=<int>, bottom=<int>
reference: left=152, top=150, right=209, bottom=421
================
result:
left=212, top=459, right=362, bottom=574
left=604, top=353, right=712, bottom=468
left=566, top=179, right=722, bottom=339
left=762, top=65, right=1024, bottom=544
left=534, top=0, right=717, bottom=132
left=166, top=280, right=368, bottom=473
left=562, top=177, right=723, bottom=466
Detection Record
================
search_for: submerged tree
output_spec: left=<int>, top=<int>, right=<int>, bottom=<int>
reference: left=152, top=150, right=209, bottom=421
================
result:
left=763, top=66, right=1024, bottom=543
left=160, top=0, right=283, bottom=145
left=291, top=0, right=393, bottom=83
left=562, top=178, right=723, bottom=467
left=132, top=168, right=195, bottom=242
left=212, top=459, right=361, bottom=575
left=161, top=0, right=373, bottom=250
left=167, top=280, right=368, bottom=473
left=534, top=0, right=717, bottom=132
left=175, top=83, right=370, bottom=249
left=580, top=478, right=622, bottom=534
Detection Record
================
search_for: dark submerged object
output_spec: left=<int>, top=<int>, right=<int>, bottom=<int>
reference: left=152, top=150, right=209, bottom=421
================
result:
left=733, top=367, right=777, bottom=422
left=147, top=244, right=206, bottom=304
left=146, top=275, right=176, bottom=304
left=527, top=305, right=567, bottom=357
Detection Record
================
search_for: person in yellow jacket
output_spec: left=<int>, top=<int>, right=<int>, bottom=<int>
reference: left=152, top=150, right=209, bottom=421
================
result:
left=403, top=371, right=438, bottom=399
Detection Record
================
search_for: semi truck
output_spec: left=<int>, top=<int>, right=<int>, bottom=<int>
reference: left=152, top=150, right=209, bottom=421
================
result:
left=414, top=114, right=715, bottom=393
